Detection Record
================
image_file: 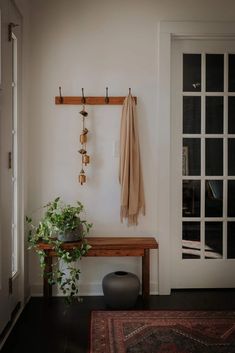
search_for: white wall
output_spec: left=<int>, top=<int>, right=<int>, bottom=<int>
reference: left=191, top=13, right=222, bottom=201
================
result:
left=27, top=0, right=235, bottom=296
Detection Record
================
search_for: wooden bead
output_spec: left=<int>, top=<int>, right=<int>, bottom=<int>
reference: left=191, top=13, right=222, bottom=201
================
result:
left=79, top=109, right=88, bottom=117
left=79, top=148, right=87, bottom=154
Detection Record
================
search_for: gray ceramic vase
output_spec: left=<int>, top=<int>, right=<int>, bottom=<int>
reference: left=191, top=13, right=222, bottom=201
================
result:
left=102, top=271, right=140, bottom=309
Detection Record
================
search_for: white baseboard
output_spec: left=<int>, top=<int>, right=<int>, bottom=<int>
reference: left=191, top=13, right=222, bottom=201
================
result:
left=30, top=282, right=159, bottom=297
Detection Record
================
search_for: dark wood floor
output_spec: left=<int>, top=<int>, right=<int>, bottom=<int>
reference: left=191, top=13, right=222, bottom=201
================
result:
left=1, top=290, right=235, bottom=353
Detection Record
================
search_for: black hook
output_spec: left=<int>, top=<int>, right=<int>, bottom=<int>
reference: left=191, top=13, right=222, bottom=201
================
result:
left=59, top=86, right=63, bottom=103
left=105, top=87, right=109, bottom=104
left=81, top=88, right=86, bottom=104
left=129, top=88, right=131, bottom=95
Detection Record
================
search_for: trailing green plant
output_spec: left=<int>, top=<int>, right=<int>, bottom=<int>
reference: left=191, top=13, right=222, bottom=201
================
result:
left=26, top=197, right=92, bottom=304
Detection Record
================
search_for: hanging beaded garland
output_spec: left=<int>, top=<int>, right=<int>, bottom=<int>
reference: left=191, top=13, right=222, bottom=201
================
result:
left=78, top=106, right=90, bottom=185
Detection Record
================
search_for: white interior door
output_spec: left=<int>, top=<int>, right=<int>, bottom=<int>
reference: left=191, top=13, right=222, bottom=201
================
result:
left=0, top=82, right=11, bottom=334
left=0, top=14, right=12, bottom=333
left=9, top=25, right=21, bottom=315
left=0, top=3, right=22, bottom=336
left=171, top=39, right=235, bottom=288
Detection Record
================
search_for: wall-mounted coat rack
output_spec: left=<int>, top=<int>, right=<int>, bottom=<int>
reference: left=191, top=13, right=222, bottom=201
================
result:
left=55, top=87, right=137, bottom=105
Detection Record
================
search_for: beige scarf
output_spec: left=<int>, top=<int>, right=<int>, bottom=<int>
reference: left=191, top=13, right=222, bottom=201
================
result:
left=119, top=94, right=145, bottom=225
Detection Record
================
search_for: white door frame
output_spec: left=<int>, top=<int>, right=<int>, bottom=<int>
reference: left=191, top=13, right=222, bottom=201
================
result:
left=157, top=22, right=235, bottom=295
left=10, top=6, right=26, bottom=310
left=0, top=2, right=25, bottom=346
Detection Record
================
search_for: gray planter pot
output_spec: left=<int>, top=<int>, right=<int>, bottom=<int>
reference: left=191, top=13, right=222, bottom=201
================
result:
left=102, top=271, right=140, bottom=309
left=57, top=224, right=83, bottom=242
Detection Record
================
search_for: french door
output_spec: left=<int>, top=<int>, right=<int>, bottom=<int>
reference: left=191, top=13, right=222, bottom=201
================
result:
left=171, top=39, right=235, bottom=288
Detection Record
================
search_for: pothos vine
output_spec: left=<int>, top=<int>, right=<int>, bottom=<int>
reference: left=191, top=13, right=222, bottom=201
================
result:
left=27, top=197, right=92, bottom=304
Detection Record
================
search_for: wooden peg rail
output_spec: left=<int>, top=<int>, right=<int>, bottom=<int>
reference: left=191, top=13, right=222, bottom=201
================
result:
left=55, top=96, right=137, bottom=105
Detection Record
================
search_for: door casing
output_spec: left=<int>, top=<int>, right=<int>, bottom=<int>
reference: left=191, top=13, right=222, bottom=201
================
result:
left=157, top=21, right=235, bottom=295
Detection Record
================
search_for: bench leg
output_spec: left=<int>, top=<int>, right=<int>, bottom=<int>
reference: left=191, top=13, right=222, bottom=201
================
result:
left=142, top=249, right=150, bottom=300
left=43, top=253, right=52, bottom=298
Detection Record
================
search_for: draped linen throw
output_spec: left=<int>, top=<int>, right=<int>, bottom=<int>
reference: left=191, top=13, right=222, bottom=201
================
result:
left=119, top=94, right=145, bottom=225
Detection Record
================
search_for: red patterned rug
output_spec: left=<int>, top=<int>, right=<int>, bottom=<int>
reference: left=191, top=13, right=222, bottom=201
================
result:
left=90, top=310, right=235, bottom=353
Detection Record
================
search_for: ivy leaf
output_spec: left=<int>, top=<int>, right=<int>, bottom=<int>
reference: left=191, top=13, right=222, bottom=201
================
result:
left=26, top=216, right=32, bottom=223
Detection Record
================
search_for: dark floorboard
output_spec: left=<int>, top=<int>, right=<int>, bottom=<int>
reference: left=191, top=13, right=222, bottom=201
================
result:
left=1, top=290, right=235, bottom=353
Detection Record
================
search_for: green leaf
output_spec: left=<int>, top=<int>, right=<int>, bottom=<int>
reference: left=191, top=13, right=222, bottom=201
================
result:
left=26, top=216, right=32, bottom=223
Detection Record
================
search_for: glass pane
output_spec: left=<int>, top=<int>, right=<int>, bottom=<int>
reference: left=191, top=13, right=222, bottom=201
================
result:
left=183, top=54, right=201, bottom=92
left=206, top=54, right=224, bottom=92
left=183, top=96, right=201, bottom=134
left=205, top=180, right=223, bottom=217
left=206, top=96, right=223, bottom=134
left=182, top=222, right=200, bottom=259
left=183, top=180, right=201, bottom=217
left=228, top=181, right=235, bottom=217
left=228, top=97, right=235, bottom=134
left=228, top=54, right=235, bottom=92
left=227, top=222, right=235, bottom=259
left=205, top=222, right=223, bottom=259
left=205, top=138, right=223, bottom=176
left=228, top=139, right=235, bottom=176
left=182, top=139, right=200, bottom=176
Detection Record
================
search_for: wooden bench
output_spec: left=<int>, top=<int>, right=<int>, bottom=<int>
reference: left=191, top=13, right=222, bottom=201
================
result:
left=37, top=236, right=158, bottom=300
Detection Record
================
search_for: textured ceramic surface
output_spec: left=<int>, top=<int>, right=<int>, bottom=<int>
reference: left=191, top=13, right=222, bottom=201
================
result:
left=57, top=224, right=83, bottom=242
